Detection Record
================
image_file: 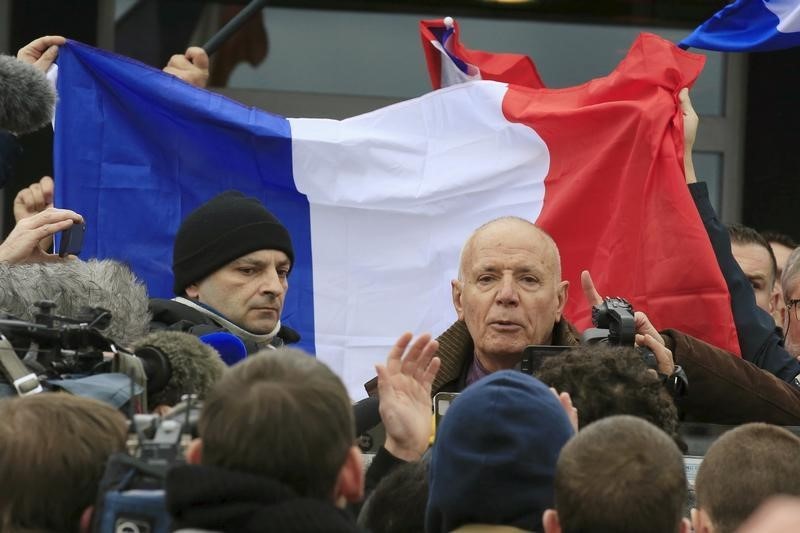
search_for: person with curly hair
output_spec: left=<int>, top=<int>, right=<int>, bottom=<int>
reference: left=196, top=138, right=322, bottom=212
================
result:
left=535, top=344, right=682, bottom=447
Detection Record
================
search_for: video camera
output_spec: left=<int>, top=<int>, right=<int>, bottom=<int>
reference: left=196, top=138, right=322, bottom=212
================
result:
left=0, top=300, right=114, bottom=377
left=519, top=297, right=657, bottom=374
left=582, top=297, right=658, bottom=369
left=0, top=300, right=172, bottom=401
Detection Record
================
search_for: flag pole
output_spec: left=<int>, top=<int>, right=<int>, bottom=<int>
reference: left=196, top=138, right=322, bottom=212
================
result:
left=202, top=0, right=269, bottom=56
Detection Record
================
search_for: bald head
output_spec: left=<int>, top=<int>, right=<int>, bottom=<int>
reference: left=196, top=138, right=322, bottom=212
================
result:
left=459, top=217, right=562, bottom=283
left=452, top=217, right=569, bottom=371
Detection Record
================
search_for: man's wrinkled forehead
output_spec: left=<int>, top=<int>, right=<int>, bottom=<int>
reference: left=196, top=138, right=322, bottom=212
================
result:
left=459, top=218, right=561, bottom=279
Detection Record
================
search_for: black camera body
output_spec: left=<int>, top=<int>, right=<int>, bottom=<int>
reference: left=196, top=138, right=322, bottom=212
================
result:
left=582, top=297, right=658, bottom=370
left=0, top=300, right=115, bottom=378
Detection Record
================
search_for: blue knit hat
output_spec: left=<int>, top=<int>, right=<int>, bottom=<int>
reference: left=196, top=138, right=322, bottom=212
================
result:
left=426, top=370, right=575, bottom=533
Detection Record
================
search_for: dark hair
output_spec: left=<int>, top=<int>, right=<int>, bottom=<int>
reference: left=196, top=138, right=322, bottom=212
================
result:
left=535, top=344, right=681, bottom=447
left=554, top=415, right=686, bottom=533
left=0, top=394, right=128, bottom=533
left=358, top=461, right=429, bottom=533
left=761, top=230, right=798, bottom=250
left=198, top=348, right=354, bottom=500
left=728, top=223, right=778, bottom=286
left=695, top=423, right=800, bottom=533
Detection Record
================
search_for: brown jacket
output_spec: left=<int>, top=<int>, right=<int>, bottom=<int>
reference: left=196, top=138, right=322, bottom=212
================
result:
left=431, top=319, right=580, bottom=395
left=663, top=329, right=800, bottom=425
left=422, top=320, right=800, bottom=426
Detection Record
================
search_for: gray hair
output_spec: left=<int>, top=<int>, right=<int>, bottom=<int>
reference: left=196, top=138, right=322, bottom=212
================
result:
left=781, top=247, right=800, bottom=301
left=0, top=259, right=150, bottom=347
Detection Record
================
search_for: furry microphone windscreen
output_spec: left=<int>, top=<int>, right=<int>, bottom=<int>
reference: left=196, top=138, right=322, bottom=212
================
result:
left=0, top=54, right=56, bottom=135
left=0, top=259, right=151, bottom=348
left=132, top=330, right=227, bottom=408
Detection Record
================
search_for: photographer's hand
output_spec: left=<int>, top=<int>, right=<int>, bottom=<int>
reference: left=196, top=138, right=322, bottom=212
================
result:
left=14, top=176, right=54, bottom=222
left=550, top=387, right=578, bottom=433
left=14, top=176, right=57, bottom=252
left=636, top=332, right=675, bottom=376
left=581, top=269, right=668, bottom=350
left=0, top=207, right=83, bottom=264
left=375, top=332, right=441, bottom=461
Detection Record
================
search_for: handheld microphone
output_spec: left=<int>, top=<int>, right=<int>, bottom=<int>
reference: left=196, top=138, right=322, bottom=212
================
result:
left=0, top=54, right=56, bottom=134
left=199, top=331, right=247, bottom=366
left=132, top=331, right=227, bottom=409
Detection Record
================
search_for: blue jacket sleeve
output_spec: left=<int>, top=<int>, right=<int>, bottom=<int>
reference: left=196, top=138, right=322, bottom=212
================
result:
left=689, top=182, right=800, bottom=384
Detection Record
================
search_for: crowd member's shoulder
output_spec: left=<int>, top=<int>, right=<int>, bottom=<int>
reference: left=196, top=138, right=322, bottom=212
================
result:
left=148, top=297, right=212, bottom=330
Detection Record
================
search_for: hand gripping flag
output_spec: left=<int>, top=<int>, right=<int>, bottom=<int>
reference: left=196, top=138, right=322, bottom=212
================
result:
left=54, top=34, right=739, bottom=398
left=420, top=17, right=545, bottom=89
left=679, top=0, right=800, bottom=51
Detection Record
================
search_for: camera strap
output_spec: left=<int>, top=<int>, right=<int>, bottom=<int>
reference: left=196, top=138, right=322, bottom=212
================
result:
left=0, top=336, right=43, bottom=395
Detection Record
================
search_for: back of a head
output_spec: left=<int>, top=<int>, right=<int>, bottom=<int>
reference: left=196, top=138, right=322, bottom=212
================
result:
left=695, top=423, right=800, bottom=533
left=761, top=230, right=797, bottom=251
left=359, top=461, right=429, bottom=533
left=426, top=370, right=574, bottom=533
left=0, top=393, right=128, bottom=533
left=535, top=344, right=681, bottom=446
left=555, top=415, right=686, bottom=533
left=0, top=259, right=150, bottom=347
left=198, top=348, right=354, bottom=500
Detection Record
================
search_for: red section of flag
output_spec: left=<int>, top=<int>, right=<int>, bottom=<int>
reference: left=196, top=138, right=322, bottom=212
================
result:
left=501, top=33, right=740, bottom=356
left=419, top=18, right=545, bottom=90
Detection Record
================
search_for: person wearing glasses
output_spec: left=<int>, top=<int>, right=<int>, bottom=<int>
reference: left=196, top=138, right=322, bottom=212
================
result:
left=682, top=90, right=800, bottom=384
left=780, top=252, right=800, bottom=363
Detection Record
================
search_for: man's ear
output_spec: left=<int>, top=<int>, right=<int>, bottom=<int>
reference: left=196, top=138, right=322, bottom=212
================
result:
left=779, top=302, right=787, bottom=329
left=333, top=446, right=364, bottom=507
left=452, top=279, right=464, bottom=321
left=185, top=283, right=199, bottom=299
left=542, top=509, right=562, bottom=533
left=555, top=280, right=569, bottom=321
left=770, top=287, right=781, bottom=315
left=186, top=438, right=203, bottom=465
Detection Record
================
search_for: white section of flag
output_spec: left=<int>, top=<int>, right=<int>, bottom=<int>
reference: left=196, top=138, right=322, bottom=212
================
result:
left=765, top=0, right=800, bottom=33
left=430, top=39, right=482, bottom=88
left=290, top=81, right=550, bottom=398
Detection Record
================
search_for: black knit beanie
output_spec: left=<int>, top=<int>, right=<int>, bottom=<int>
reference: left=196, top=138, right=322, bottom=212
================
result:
left=172, top=191, right=294, bottom=295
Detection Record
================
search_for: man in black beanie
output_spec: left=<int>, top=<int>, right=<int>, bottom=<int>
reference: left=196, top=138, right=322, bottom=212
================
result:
left=149, top=191, right=300, bottom=353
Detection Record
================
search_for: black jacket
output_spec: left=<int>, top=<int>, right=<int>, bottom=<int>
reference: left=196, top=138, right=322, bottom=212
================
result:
left=689, top=182, right=800, bottom=383
left=167, top=465, right=363, bottom=533
left=149, top=298, right=300, bottom=354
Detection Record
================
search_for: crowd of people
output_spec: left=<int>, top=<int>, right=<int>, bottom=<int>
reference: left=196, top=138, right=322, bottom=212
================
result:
left=1, top=34, right=800, bottom=533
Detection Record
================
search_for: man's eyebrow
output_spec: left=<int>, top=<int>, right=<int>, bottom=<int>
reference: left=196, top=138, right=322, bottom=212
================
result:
left=231, top=258, right=266, bottom=268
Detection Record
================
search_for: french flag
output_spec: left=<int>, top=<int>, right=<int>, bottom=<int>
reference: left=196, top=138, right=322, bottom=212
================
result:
left=679, top=0, right=800, bottom=51
left=419, top=17, right=545, bottom=90
left=54, top=35, right=738, bottom=398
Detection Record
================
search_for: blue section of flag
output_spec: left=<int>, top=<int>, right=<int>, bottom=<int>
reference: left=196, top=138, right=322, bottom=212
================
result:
left=53, top=41, right=316, bottom=354
left=679, top=0, right=800, bottom=51
left=430, top=25, right=470, bottom=74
